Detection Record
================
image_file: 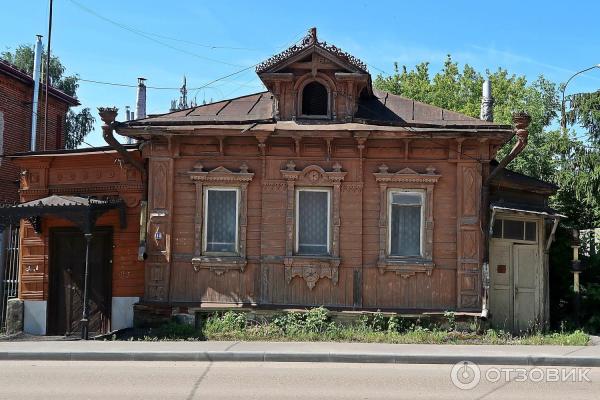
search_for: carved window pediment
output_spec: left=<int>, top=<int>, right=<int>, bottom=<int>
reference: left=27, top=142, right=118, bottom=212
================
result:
left=187, top=162, right=254, bottom=183
left=280, top=161, right=346, bottom=184
left=374, top=165, right=440, bottom=277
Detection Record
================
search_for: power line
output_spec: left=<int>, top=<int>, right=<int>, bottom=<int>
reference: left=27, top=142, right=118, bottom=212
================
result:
left=68, top=0, right=247, bottom=68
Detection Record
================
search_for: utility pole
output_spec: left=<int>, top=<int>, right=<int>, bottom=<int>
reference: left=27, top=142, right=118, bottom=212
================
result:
left=43, top=0, right=54, bottom=151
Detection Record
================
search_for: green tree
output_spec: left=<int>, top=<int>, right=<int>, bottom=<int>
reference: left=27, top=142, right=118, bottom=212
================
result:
left=1, top=44, right=94, bottom=149
left=374, top=55, right=600, bottom=228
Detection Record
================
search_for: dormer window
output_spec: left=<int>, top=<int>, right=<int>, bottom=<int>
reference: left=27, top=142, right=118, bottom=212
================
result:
left=301, top=81, right=329, bottom=117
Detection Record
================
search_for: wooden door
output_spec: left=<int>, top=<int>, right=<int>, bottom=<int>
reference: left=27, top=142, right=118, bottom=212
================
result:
left=513, top=244, right=538, bottom=332
left=48, top=228, right=112, bottom=336
left=489, top=241, right=513, bottom=331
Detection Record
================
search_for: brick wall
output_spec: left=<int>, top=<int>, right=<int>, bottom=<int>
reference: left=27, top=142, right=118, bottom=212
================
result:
left=0, top=73, right=71, bottom=203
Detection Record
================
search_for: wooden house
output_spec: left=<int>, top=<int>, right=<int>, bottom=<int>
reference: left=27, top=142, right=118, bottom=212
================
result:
left=2, top=28, right=561, bottom=336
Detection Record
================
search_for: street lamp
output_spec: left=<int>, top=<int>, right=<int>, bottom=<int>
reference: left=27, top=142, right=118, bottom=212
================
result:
left=561, top=64, right=600, bottom=136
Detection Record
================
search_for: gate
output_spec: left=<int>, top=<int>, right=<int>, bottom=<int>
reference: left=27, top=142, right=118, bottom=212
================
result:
left=0, top=225, right=20, bottom=330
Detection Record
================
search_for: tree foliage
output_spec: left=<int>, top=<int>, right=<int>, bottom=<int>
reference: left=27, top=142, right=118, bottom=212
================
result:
left=374, top=55, right=600, bottom=228
left=1, top=44, right=94, bottom=149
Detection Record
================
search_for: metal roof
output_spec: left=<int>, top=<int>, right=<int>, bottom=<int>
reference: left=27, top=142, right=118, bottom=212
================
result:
left=122, top=89, right=512, bottom=132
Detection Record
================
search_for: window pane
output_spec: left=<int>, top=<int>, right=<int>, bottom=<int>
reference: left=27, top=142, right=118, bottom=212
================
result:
left=205, top=190, right=237, bottom=252
left=503, top=219, right=524, bottom=240
left=492, top=219, right=502, bottom=238
left=525, top=221, right=537, bottom=241
left=390, top=193, right=422, bottom=256
left=298, top=190, right=328, bottom=255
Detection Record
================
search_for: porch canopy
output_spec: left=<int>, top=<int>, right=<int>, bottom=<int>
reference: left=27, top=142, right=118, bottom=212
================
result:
left=0, top=195, right=126, bottom=340
left=0, top=195, right=126, bottom=233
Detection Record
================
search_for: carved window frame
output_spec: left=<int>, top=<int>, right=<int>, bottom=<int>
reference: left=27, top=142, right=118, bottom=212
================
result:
left=187, top=162, right=254, bottom=275
left=280, top=161, right=346, bottom=289
left=373, top=165, right=441, bottom=278
left=202, top=186, right=240, bottom=255
left=295, top=187, right=332, bottom=255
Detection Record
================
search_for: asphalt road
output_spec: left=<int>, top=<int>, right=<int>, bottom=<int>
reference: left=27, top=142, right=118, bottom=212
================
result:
left=0, top=361, right=598, bottom=399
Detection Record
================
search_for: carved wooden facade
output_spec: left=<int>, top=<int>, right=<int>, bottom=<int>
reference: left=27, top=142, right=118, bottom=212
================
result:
left=114, top=28, right=518, bottom=313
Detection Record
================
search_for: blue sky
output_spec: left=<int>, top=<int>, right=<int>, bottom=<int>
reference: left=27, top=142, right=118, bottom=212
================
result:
left=2, top=0, right=600, bottom=146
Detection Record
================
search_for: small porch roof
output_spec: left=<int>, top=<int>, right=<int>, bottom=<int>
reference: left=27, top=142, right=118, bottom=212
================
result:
left=490, top=201, right=566, bottom=219
left=0, top=195, right=126, bottom=233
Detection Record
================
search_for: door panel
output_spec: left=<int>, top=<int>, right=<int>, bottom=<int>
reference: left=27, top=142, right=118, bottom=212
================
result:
left=514, top=245, right=538, bottom=332
left=48, top=228, right=112, bottom=336
left=489, top=241, right=513, bottom=331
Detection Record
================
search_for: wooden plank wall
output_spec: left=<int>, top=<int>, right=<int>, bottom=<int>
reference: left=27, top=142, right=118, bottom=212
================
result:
left=157, top=134, right=486, bottom=311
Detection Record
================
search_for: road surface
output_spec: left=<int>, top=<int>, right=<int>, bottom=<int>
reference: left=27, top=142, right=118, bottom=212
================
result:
left=0, top=361, right=598, bottom=399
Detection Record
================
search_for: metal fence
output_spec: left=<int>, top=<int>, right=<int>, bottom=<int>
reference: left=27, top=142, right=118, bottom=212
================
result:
left=0, top=225, right=20, bottom=330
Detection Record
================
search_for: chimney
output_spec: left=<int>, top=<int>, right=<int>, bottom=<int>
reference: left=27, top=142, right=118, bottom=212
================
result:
left=135, top=77, right=147, bottom=120
left=30, top=35, right=43, bottom=151
left=480, top=80, right=494, bottom=122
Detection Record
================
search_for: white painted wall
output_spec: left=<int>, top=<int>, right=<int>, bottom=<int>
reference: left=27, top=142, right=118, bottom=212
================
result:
left=111, top=297, right=139, bottom=331
left=24, top=300, right=46, bottom=335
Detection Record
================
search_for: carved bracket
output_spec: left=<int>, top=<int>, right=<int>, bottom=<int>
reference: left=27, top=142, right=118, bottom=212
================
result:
left=284, top=257, right=340, bottom=290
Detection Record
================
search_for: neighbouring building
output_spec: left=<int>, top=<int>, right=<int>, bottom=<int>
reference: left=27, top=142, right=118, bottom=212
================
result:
left=0, top=57, right=78, bottom=331
left=1, top=28, right=563, bottom=336
left=0, top=59, right=79, bottom=202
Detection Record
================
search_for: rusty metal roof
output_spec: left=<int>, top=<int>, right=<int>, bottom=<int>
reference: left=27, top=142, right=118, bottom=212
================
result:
left=123, top=89, right=511, bottom=131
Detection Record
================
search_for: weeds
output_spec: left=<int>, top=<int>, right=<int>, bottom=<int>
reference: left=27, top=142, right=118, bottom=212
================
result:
left=126, top=308, right=590, bottom=346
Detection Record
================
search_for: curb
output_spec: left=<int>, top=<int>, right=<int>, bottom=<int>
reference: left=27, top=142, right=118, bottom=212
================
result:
left=1, top=351, right=599, bottom=366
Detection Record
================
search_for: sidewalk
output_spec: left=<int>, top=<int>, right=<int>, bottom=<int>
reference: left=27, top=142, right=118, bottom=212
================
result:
left=1, top=340, right=600, bottom=366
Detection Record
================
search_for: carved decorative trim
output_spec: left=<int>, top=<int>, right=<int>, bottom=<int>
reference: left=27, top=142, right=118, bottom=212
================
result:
left=256, top=27, right=367, bottom=74
left=373, top=164, right=441, bottom=184
left=262, top=181, right=287, bottom=192
left=374, top=164, right=440, bottom=277
left=280, top=162, right=346, bottom=289
left=376, top=260, right=434, bottom=279
left=191, top=256, right=247, bottom=276
left=188, top=162, right=254, bottom=270
left=187, top=162, right=254, bottom=183
left=284, top=256, right=340, bottom=290
left=341, top=183, right=363, bottom=193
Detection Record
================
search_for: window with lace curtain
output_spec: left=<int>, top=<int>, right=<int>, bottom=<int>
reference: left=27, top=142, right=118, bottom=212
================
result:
left=295, top=188, right=331, bottom=255
left=388, top=190, right=424, bottom=257
left=203, top=187, right=239, bottom=254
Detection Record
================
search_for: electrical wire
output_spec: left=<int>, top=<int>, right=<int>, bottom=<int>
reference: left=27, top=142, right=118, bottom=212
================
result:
left=68, top=0, right=247, bottom=68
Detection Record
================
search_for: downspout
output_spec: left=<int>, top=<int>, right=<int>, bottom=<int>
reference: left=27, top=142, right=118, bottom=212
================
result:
left=98, top=107, right=148, bottom=261
left=480, top=111, right=531, bottom=320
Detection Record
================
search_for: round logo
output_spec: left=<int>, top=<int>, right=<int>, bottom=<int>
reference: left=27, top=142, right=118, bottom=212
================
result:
left=451, top=361, right=481, bottom=390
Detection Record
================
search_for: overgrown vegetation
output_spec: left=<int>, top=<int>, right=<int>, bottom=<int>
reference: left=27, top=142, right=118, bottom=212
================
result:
left=123, top=308, right=589, bottom=346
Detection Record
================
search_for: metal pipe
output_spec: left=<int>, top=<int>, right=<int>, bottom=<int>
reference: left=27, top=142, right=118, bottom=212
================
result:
left=98, top=107, right=148, bottom=261
left=80, top=232, right=92, bottom=340
left=43, top=0, right=53, bottom=151
left=485, top=112, right=531, bottom=186
left=30, top=35, right=43, bottom=151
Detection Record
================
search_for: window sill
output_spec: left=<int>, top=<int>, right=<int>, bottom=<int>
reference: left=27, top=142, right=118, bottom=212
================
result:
left=284, top=256, right=340, bottom=290
left=377, top=258, right=434, bottom=278
left=191, top=256, right=247, bottom=276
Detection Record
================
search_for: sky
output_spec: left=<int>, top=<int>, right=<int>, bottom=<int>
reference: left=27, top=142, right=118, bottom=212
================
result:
left=2, top=0, right=600, bottom=147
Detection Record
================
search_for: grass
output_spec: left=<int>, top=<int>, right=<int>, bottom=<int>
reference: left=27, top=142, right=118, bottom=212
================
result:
left=122, top=307, right=590, bottom=346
